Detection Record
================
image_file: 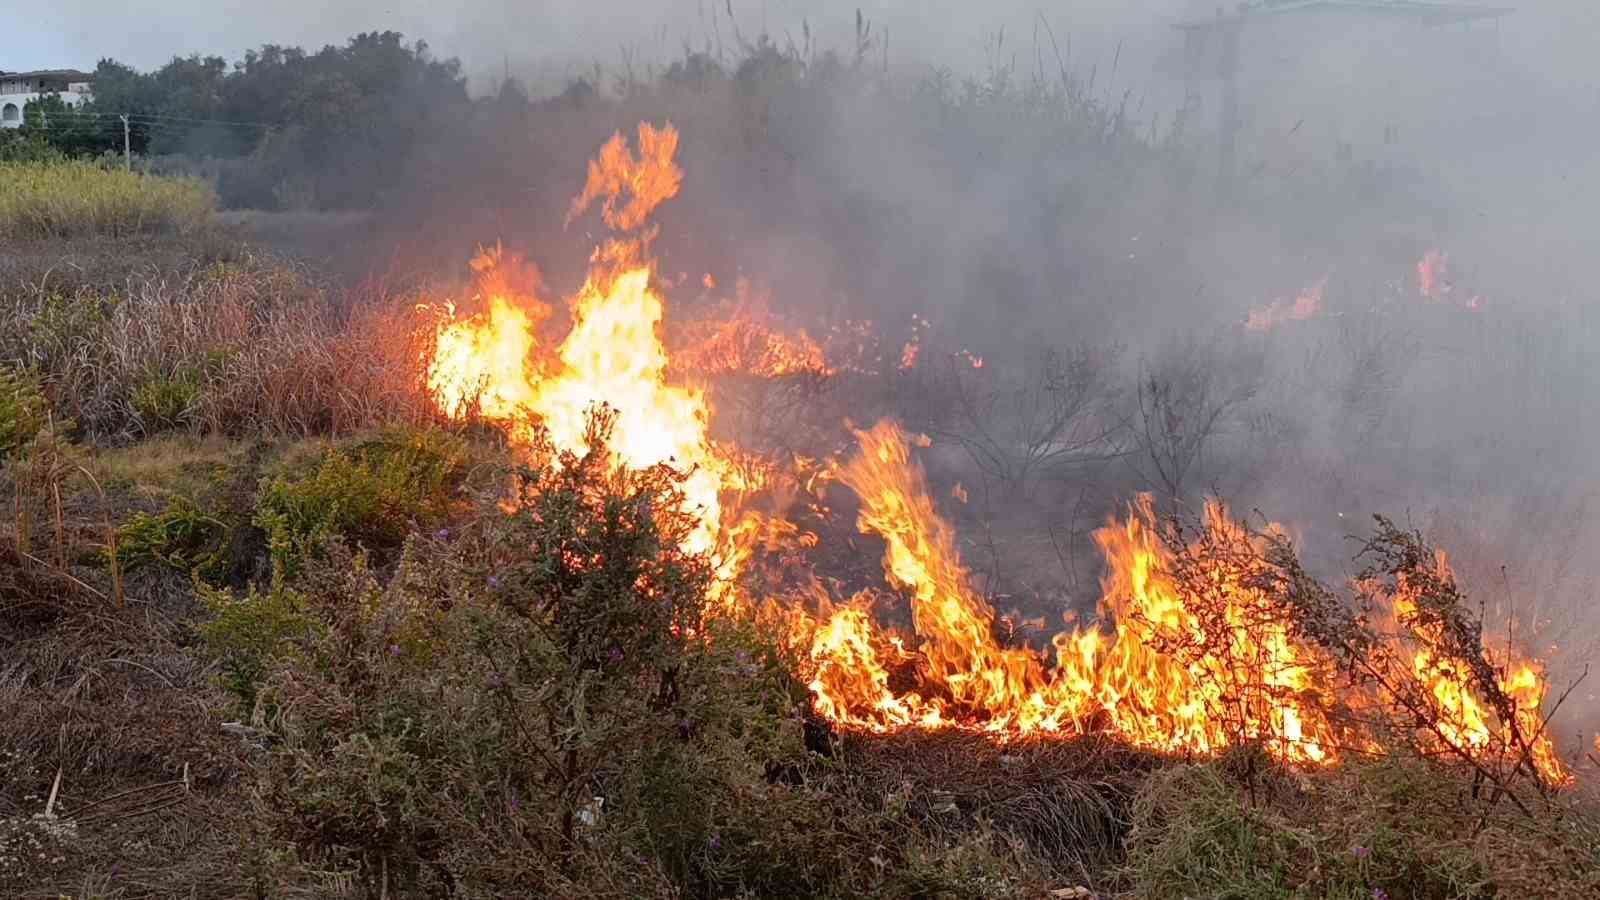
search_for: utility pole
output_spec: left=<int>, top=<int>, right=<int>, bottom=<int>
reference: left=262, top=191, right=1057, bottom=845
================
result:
left=120, top=114, right=130, bottom=172
left=1174, top=2, right=1511, bottom=207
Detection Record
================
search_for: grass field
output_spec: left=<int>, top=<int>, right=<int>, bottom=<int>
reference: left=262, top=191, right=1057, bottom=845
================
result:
left=0, top=161, right=215, bottom=240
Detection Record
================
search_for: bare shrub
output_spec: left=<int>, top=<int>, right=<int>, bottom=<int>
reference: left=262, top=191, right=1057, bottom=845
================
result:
left=913, top=345, right=1123, bottom=501
left=1128, top=338, right=1261, bottom=502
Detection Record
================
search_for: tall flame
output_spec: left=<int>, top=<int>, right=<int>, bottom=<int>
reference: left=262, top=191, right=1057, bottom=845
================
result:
left=420, top=121, right=1568, bottom=785
left=804, top=421, right=1564, bottom=779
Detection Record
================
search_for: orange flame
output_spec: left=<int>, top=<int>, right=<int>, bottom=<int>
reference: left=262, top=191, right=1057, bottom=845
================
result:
left=1247, top=275, right=1326, bottom=331
left=1418, top=249, right=1448, bottom=300
left=804, top=421, right=1565, bottom=779
left=674, top=300, right=833, bottom=379
left=421, top=122, right=1567, bottom=784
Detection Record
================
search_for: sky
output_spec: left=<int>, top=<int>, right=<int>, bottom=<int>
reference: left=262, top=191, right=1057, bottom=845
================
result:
left=0, top=2, right=1280, bottom=85
left=8, top=2, right=1594, bottom=98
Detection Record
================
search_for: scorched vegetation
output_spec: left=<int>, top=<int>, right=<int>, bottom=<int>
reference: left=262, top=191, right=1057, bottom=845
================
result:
left=3, top=21, right=1599, bottom=900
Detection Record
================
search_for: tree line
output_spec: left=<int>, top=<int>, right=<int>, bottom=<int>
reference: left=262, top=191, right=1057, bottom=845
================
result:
left=1, top=31, right=470, bottom=208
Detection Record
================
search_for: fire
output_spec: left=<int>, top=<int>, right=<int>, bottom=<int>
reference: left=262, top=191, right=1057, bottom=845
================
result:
left=1375, top=554, right=1570, bottom=785
left=419, top=121, right=1569, bottom=784
left=674, top=297, right=833, bottom=379
left=424, top=123, right=740, bottom=566
left=1418, top=248, right=1448, bottom=300
left=811, top=432, right=1340, bottom=761
left=1246, top=275, right=1326, bottom=331
left=803, top=421, right=1565, bottom=779
left=832, top=421, right=1051, bottom=730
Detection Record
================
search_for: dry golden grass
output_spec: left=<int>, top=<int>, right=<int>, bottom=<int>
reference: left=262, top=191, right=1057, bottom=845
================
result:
left=0, top=161, right=215, bottom=240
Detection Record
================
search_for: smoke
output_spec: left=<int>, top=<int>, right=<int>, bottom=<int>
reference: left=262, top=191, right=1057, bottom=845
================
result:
left=23, top=0, right=1600, bottom=735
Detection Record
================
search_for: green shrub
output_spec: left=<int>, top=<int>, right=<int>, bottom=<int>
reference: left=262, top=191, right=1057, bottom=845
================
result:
left=240, top=415, right=906, bottom=898
left=0, top=367, right=49, bottom=457
left=1118, top=752, right=1600, bottom=900
left=115, top=496, right=228, bottom=581
left=196, top=580, right=320, bottom=714
left=130, top=369, right=202, bottom=433
left=26, top=291, right=117, bottom=356
left=252, top=427, right=471, bottom=577
left=0, top=160, right=215, bottom=239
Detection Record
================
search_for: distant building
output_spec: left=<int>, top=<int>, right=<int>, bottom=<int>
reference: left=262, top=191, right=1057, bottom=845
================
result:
left=0, top=69, right=95, bottom=128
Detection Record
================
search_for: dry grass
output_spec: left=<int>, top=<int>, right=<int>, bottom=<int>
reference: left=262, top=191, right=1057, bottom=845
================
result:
left=0, top=251, right=438, bottom=440
left=0, top=162, right=215, bottom=240
left=837, top=730, right=1156, bottom=889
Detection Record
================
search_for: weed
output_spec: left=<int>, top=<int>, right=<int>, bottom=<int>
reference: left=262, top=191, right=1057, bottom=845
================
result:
left=252, top=427, right=472, bottom=576
left=116, top=497, right=229, bottom=581
left=129, top=369, right=201, bottom=433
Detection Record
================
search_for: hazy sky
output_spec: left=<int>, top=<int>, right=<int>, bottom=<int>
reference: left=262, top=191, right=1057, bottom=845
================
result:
left=4, top=2, right=1238, bottom=81
left=7, top=1, right=1594, bottom=99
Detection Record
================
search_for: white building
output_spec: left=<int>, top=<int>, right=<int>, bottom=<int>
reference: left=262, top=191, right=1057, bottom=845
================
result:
left=0, top=69, right=94, bottom=128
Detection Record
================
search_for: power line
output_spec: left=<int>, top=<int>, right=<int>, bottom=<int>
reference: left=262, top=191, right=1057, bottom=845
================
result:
left=35, top=109, right=280, bottom=129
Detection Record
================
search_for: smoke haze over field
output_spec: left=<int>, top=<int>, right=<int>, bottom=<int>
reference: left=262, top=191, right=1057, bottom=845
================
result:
left=12, top=1, right=1600, bottom=735
left=13, top=1, right=1598, bottom=91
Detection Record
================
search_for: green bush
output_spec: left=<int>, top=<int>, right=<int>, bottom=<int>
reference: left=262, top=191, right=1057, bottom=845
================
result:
left=1120, top=753, right=1600, bottom=900
left=197, top=580, right=320, bottom=714
left=0, top=367, right=49, bottom=457
left=115, top=496, right=228, bottom=580
left=252, top=427, right=472, bottom=577
left=130, top=369, right=202, bottom=433
left=240, top=415, right=966, bottom=898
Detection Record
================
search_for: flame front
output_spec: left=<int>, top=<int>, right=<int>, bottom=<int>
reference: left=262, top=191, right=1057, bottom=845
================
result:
left=806, top=422, right=1564, bottom=779
left=420, top=121, right=1569, bottom=785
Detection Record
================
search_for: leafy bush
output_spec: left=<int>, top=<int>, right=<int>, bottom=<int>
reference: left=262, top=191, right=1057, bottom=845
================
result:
left=197, top=580, right=320, bottom=714
left=0, top=367, right=49, bottom=458
left=236, top=415, right=1047, bottom=899
left=0, top=161, right=215, bottom=239
left=252, top=427, right=472, bottom=576
left=116, top=496, right=228, bottom=580
left=1122, top=753, right=1600, bottom=900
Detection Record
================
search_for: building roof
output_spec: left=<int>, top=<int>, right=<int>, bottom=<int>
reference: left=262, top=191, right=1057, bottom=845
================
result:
left=0, top=69, right=95, bottom=81
left=1176, top=1, right=1513, bottom=30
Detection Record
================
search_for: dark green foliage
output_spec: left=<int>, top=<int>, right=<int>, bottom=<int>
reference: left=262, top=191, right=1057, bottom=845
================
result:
left=252, top=427, right=471, bottom=576
left=77, top=33, right=468, bottom=208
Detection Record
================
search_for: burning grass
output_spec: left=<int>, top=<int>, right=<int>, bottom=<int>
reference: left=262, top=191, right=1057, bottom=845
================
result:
left=2, top=105, right=1597, bottom=897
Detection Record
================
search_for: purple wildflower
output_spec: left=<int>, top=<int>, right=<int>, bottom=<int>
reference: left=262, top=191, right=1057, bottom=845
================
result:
left=708, top=833, right=721, bottom=850
left=488, top=575, right=501, bottom=589
left=1352, top=845, right=1370, bottom=860
left=1372, top=890, right=1389, bottom=900
left=388, top=643, right=401, bottom=657
left=608, top=646, right=624, bottom=665
left=435, top=528, right=450, bottom=541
